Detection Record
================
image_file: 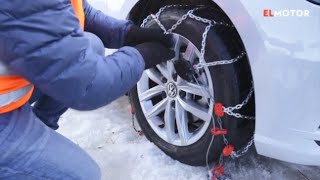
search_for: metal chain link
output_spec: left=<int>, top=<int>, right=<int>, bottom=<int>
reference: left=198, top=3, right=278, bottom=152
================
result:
left=224, top=86, right=254, bottom=111
left=141, top=4, right=193, bottom=28
left=199, top=23, right=212, bottom=66
left=141, top=14, right=152, bottom=28
left=194, top=51, right=247, bottom=69
left=231, top=136, right=254, bottom=158
left=150, top=14, right=168, bottom=32
left=217, top=117, right=229, bottom=145
left=167, top=9, right=196, bottom=33
left=141, top=5, right=175, bottom=28
left=189, top=13, right=216, bottom=24
left=219, top=154, right=224, bottom=167
left=223, top=86, right=255, bottom=120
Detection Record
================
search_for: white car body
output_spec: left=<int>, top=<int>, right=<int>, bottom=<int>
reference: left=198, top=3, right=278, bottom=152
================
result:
left=119, top=0, right=320, bottom=166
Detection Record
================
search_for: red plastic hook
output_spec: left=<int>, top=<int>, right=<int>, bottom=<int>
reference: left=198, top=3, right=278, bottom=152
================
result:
left=214, top=103, right=224, bottom=117
left=211, top=127, right=228, bottom=136
left=212, top=164, right=224, bottom=180
left=222, top=145, right=234, bottom=157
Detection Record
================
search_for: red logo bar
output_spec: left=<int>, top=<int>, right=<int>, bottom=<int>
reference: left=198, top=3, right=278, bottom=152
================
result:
left=263, top=9, right=274, bottom=17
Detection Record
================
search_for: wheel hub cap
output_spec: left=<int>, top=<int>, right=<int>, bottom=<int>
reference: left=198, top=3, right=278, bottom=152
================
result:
left=166, top=82, right=178, bottom=98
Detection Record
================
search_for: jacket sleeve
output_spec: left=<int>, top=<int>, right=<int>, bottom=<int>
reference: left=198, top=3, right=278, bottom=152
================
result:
left=0, top=0, right=145, bottom=110
left=83, top=0, right=131, bottom=48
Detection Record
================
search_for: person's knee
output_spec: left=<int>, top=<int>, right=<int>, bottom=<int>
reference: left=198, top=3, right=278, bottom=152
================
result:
left=0, top=106, right=102, bottom=180
left=82, top=159, right=101, bottom=180
left=73, top=153, right=101, bottom=180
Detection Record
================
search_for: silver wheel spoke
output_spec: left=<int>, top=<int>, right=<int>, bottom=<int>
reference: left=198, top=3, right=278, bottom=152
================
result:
left=183, top=42, right=198, bottom=62
left=146, top=69, right=164, bottom=85
left=157, top=63, right=170, bottom=80
left=175, top=100, right=189, bottom=145
left=177, top=97, right=211, bottom=122
left=173, top=34, right=183, bottom=57
left=167, top=61, right=175, bottom=81
left=179, top=82, right=210, bottom=98
left=164, top=100, right=176, bottom=143
left=146, top=98, right=168, bottom=118
left=167, top=61, right=175, bottom=74
left=140, top=85, right=165, bottom=101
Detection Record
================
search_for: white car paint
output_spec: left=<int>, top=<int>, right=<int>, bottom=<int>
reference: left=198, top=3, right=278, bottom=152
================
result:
left=122, top=0, right=320, bottom=166
left=214, top=0, right=320, bottom=166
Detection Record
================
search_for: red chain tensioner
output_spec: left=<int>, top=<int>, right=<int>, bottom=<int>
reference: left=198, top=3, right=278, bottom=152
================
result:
left=214, top=102, right=224, bottom=117
left=211, top=164, right=224, bottom=180
left=211, top=127, right=227, bottom=136
left=222, top=145, right=234, bottom=157
left=211, top=103, right=227, bottom=136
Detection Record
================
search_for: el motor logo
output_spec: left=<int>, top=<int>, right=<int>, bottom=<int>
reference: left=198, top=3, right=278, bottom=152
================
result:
left=263, top=9, right=310, bottom=17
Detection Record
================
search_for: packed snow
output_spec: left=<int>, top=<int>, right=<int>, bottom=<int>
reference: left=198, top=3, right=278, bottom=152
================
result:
left=58, top=0, right=320, bottom=179
left=58, top=97, right=320, bottom=180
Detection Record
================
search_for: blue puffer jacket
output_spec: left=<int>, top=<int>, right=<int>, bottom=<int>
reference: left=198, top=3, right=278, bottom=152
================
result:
left=0, top=0, right=145, bottom=110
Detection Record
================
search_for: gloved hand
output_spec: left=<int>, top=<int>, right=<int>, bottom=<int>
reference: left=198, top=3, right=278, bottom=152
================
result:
left=125, top=25, right=173, bottom=47
left=134, top=42, right=175, bottom=69
left=173, top=59, right=196, bottom=82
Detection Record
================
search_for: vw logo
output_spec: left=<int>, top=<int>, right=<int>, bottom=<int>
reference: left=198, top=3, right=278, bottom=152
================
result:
left=167, top=83, right=177, bottom=98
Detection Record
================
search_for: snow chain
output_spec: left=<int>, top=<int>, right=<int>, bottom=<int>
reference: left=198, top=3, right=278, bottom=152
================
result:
left=141, top=5, right=255, bottom=180
left=129, top=97, right=144, bottom=136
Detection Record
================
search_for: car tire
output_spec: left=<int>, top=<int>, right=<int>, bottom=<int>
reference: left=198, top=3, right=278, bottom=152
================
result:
left=130, top=6, right=255, bottom=166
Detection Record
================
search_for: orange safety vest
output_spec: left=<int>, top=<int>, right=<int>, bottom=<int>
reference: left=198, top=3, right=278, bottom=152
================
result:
left=0, top=75, right=34, bottom=114
left=0, top=0, right=85, bottom=114
left=71, top=0, right=85, bottom=30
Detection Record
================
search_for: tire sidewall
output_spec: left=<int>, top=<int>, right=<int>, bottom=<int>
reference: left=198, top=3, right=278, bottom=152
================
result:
left=131, top=7, right=254, bottom=166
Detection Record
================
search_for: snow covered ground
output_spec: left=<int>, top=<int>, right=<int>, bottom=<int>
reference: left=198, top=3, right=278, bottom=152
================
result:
left=58, top=0, right=320, bottom=179
left=58, top=97, right=320, bottom=180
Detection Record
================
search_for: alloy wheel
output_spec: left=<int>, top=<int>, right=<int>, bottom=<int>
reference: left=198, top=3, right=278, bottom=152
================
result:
left=137, top=34, right=214, bottom=146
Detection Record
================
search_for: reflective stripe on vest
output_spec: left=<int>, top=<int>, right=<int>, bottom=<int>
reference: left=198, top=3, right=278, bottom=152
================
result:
left=0, top=85, right=34, bottom=114
left=0, top=85, right=32, bottom=105
left=71, top=0, right=85, bottom=30
left=0, top=64, right=34, bottom=114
